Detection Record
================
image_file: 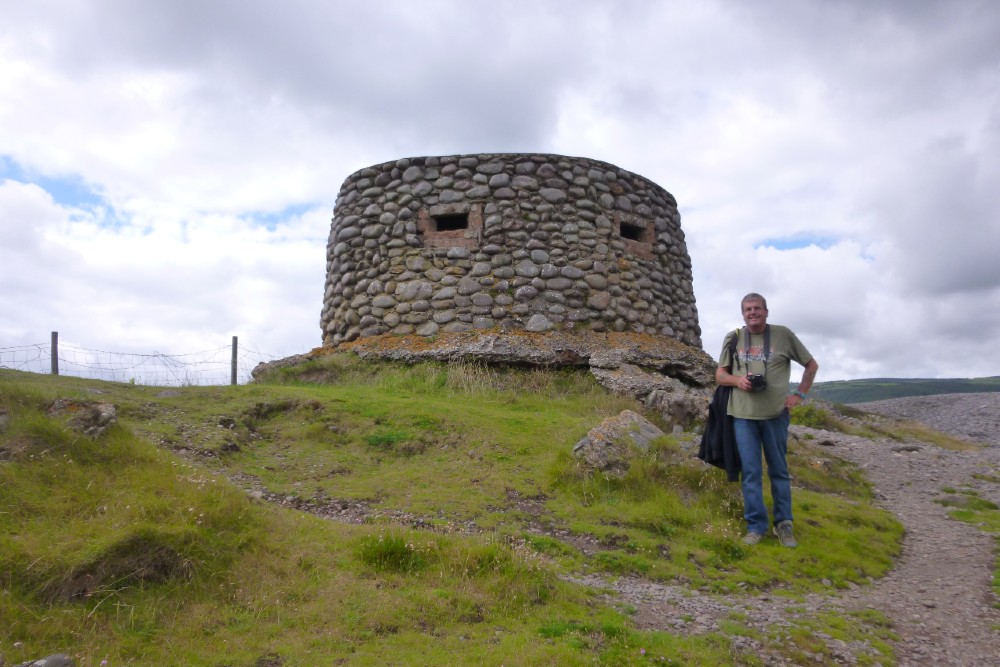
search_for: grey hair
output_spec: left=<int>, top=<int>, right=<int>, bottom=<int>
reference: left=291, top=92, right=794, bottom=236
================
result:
left=741, top=293, right=768, bottom=310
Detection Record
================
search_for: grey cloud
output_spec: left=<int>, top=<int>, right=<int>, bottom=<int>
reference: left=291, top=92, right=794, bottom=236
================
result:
left=861, top=129, right=1000, bottom=296
left=725, top=0, right=1000, bottom=121
left=14, top=0, right=587, bottom=151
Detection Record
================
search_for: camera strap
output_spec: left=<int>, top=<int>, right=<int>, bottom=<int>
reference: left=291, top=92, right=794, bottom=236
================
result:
left=743, top=325, right=771, bottom=378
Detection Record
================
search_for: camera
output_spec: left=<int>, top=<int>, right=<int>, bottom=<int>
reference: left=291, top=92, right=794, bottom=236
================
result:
left=747, top=373, right=768, bottom=392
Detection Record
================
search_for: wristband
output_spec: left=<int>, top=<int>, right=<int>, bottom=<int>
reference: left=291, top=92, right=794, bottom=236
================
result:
left=793, top=390, right=808, bottom=401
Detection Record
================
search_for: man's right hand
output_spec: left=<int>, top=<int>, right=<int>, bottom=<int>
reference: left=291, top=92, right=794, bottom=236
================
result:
left=716, top=367, right=751, bottom=392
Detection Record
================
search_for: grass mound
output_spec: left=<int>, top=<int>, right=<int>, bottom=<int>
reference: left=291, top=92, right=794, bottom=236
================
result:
left=41, top=526, right=196, bottom=601
left=0, top=361, right=920, bottom=665
left=0, top=387, right=261, bottom=610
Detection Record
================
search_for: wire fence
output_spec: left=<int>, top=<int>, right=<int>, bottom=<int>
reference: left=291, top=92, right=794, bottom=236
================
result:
left=0, top=336, right=285, bottom=386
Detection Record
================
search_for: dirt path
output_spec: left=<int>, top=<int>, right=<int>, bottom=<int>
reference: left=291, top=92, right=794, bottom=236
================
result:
left=571, top=393, right=1000, bottom=665
left=821, top=431, right=1000, bottom=665
left=838, top=394, right=1000, bottom=665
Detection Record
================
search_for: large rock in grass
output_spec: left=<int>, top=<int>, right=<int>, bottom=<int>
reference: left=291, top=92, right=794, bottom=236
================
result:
left=572, top=410, right=665, bottom=478
left=589, top=363, right=711, bottom=433
left=45, top=399, right=117, bottom=437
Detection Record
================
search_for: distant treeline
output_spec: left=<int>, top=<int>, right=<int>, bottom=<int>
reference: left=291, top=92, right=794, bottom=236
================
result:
left=804, top=376, right=1000, bottom=404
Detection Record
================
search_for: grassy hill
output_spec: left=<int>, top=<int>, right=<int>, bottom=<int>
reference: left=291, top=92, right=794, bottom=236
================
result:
left=806, top=376, right=1000, bottom=404
left=1, top=356, right=913, bottom=665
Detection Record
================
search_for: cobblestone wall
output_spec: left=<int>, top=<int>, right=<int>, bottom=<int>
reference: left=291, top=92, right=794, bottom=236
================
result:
left=321, top=153, right=702, bottom=347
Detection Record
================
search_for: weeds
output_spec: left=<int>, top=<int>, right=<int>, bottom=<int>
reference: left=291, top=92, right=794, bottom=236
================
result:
left=791, top=401, right=981, bottom=451
left=364, top=427, right=413, bottom=450
left=790, top=404, right=840, bottom=430
left=358, top=532, right=428, bottom=573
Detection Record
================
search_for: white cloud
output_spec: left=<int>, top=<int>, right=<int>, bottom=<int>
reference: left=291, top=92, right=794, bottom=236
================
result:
left=1, top=0, right=999, bottom=383
left=0, top=177, right=326, bottom=359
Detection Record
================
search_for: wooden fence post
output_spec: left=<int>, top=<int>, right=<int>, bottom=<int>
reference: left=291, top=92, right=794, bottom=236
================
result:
left=231, top=336, right=238, bottom=385
left=51, top=331, right=59, bottom=376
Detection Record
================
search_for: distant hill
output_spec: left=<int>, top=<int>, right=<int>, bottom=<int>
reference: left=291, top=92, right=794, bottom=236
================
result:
left=805, top=376, right=1000, bottom=404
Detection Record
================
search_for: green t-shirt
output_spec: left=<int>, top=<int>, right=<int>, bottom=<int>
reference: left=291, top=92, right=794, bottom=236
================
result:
left=718, top=325, right=814, bottom=420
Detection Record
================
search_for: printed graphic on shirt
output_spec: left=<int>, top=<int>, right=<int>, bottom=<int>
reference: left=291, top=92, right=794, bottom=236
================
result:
left=740, top=343, right=772, bottom=365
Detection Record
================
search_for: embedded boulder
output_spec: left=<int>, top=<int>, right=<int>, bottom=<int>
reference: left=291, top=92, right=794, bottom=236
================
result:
left=645, top=385, right=712, bottom=434
left=572, top=410, right=665, bottom=478
left=46, top=399, right=117, bottom=437
left=589, top=363, right=712, bottom=432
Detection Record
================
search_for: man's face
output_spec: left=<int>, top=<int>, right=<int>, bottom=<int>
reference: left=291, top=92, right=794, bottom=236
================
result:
left=742, top=299, right=768, bottom=333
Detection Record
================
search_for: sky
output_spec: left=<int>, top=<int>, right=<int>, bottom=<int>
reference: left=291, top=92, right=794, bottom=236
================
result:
left=2, top=0, right=999, bottom=383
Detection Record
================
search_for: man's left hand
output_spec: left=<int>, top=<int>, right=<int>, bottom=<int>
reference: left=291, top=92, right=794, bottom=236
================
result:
left=785, top=394, right=804, bottom=409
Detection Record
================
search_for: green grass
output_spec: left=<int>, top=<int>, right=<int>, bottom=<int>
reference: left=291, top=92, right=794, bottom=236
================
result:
left=791, top=403, right=980, bottom=450
left=0, top=359, right=916, bottom=665
left=789, top=403, right=841, bottom=430
left=763, top=608, right=896, bottom=666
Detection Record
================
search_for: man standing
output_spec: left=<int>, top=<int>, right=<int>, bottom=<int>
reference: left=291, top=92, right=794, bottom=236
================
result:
left=715, top=293, right=818, bottom=547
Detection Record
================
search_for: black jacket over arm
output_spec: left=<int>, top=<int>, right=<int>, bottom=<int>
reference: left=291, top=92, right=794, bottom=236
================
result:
left=697, top=385, right=741, bottom=482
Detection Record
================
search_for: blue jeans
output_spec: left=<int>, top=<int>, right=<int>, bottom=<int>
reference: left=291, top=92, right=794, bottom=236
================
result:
left=734, top=411, right=793, bottom=535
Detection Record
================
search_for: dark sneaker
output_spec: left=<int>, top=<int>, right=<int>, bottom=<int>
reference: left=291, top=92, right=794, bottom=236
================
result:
left=742, top=531, right=764, bottom=546
left=774, top=520, right=797, bottom=548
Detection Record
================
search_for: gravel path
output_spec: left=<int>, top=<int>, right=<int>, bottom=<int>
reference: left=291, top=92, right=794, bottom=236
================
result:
left=840, top=393, right=1000, bottom=665
left=572, top=393, right=1000, bottom=665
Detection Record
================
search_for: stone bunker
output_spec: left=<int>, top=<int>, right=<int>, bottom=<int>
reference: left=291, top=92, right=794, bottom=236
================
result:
left=320, top=153, right=702, bottom=350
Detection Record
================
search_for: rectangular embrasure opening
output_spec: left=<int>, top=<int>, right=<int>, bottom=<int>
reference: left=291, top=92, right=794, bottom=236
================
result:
left=620, top=220, right=645, bottom=241
left=433, top=213, right=469, bottom=231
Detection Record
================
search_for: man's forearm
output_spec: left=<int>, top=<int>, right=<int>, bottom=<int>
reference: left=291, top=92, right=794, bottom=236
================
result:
left=716, top=367, right=735, bottom=386
left=798, top=360, right=819, bottom=394
left=716, top=367, right=748, bottom=390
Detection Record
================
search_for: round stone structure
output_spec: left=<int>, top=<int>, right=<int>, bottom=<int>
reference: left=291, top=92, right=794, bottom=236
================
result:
left=320, top=153, right=702, bottom=348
